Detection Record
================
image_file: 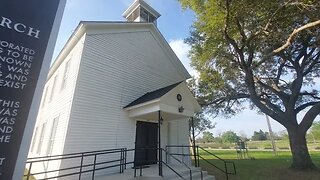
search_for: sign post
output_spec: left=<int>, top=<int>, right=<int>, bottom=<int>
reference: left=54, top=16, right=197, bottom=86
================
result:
left=0, top=1, right=66, bottom=179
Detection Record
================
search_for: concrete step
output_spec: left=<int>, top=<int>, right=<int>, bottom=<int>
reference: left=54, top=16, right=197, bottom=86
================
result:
left=163, top=165, right=215, bottom=180
left=97, top=164, right=215, bottom=180
left=131, top=177, right=164, bottom=180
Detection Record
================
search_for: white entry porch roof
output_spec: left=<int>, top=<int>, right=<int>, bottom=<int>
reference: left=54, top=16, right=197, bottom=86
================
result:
left=123, top=82, right=201, bottom=120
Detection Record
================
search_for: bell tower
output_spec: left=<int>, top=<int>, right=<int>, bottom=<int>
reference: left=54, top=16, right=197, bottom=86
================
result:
left=122, top=0, right=161, bottom=25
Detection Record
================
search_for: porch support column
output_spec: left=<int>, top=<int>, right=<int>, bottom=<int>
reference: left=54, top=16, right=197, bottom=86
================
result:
left=191, top=117, right=198, bottom=167
left=158, top=110, right=163, bottom=176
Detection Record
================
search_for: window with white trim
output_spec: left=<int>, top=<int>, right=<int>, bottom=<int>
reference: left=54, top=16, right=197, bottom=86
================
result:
left=46, top=116, right=59, bottom=155
left=30, top=126, right=39, bottom=153
left=49, top=75, right=58, bottom=101
left=36, top=122, right=46, bottom=154
left=61, top=60, right=71, bottom=90
left=41, top=86, right=49, bottom=108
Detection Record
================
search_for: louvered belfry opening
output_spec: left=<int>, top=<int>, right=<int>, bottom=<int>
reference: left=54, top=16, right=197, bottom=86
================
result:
left=123, top=0, right=161, bottom=25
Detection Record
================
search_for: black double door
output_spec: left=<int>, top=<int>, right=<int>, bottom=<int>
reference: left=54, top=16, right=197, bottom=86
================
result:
left=134, top=121, right=158, bottom=166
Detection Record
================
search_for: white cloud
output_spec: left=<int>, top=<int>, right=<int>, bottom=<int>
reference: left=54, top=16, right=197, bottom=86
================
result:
left=169, top=39, right=199, bottom=77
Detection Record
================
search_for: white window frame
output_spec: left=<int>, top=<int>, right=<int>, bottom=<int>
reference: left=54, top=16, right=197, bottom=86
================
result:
left=46, top=116, right=59, bottom=155
left=61, top=60, right=71, bottom=90
left=36, top=122, right=46, bottom=154
left=30, top=126, right=39, bottom=153
left=49, top=75, right=58, bottom=101
left=41, top=86, right=49, bottom=108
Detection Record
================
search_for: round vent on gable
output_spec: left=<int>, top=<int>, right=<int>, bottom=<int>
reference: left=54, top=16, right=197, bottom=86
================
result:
left=177, top=94, right=182, bottom=101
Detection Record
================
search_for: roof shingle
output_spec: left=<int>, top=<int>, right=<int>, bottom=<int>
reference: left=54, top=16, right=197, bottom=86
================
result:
left=124, top=82, right=182, bottom=108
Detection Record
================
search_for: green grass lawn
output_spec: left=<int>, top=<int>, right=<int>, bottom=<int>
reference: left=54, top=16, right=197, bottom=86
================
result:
left=199, top=150, right=320, bottom=180
left=197, top=140, right=320, bottom=150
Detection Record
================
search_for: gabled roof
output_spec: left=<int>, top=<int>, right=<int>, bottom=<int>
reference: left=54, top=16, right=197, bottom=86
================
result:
left=124, top=82, right=201, bottom=119
left=124, top=82, right=182, bottom=108
left=48, top=21, right=191, bottom=80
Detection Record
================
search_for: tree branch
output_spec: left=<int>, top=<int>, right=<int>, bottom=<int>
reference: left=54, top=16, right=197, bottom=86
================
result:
left=303, top=51, right=320, bottom=76
left=253, top=20, right=320, bottom=69
left=246, top=1, right=288, bottom=44
left=235, top=17, right=247, bottom=46
left=273, top=20, right=320, bottom=53
left=201, top=93, right=250, bottom=106
left=300, top=42, right=315, bottom=68
left=275, top=60, right=286, bottom=86
left=223, top=0, right=246, bottom=68
left=299, top=92, right=320, bottom=99
left=295, top=40, right=309, bottom=67
left=296, top=101, right=320, bottom=113
left=299, top=102, right=320, bottom=133
left=259, top=97, right=283, bottom=113
left=288, top=73, right=304, bottom=111
left=254, top=76, right=290, bottom=102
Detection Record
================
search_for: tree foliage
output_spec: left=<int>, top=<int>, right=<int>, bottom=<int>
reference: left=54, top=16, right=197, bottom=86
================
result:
left=180, top=0, right=320, bottom=169
left=189, top=112, right=216, bottom=138
left=251, top=130, right=268, bottom=141
left=188, top=78, right=216, bottom=141
left=221, top=130, right=239, bottom=143
left=202, top=131, right=215, bottom=143
left=310, top=121, right=320, bottom=140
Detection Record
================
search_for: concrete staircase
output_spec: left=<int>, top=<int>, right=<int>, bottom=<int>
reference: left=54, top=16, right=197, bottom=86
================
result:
left=162, top=165, right=215, bottom=180
left=97, top=164, right=215, bottom=180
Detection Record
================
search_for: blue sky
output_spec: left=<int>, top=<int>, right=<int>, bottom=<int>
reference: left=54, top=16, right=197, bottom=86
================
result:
left=53, top=0, right=290, bottom=137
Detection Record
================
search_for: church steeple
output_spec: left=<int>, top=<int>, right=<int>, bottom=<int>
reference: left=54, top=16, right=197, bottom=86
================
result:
left=122, top=0, right=161, bottom=25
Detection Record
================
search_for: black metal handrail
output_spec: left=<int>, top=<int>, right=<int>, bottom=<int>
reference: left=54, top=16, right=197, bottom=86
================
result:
left=24, top=148, right=127, bottom=180
left=125, top=148, right=187, bottom=179
left=166, top=145, right=236, bottom=180
left=165, top=145, right=196, bottom=163
left=27, top=148, right=125, bottom=161
left=25, top=146, right=212, bottom=180
left=197, top=146, right=236, bottom=180
left=161, top=161, right=187, bottom=180
left=162, top=148, right=203, bottom=180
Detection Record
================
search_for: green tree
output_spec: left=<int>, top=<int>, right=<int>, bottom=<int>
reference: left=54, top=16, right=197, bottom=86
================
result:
left=265, top=131, right=281, bottom=140
left=202, top=131, right=215, bottom=143
left=188, top=79, right=216, bottom=143
left=251, top=130, right=267, bottom=141
left=310, top=121, right=320, bottom=140
left=189, top=112, right=216, bottom=139
left=221, top=130, right=239, bottom=143
left=180, top=0, right=320, bottom=169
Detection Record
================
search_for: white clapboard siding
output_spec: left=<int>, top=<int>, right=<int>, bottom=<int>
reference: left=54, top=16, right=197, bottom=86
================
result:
left=168, top=119, right=190, bottom=164
left=28, top=22, right=193, bottom=179
left=27, top=34, right=86, bottom=179
left=62, top=29, right=188, bottom=154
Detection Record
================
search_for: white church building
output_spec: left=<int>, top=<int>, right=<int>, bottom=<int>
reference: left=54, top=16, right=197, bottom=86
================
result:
left=26, top=1, right=214, bottom=179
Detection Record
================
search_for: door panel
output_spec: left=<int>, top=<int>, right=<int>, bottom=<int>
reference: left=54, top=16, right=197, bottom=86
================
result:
left=134, top=121, right=158, bottom=166
left=147, top=123, right=158, bottom=164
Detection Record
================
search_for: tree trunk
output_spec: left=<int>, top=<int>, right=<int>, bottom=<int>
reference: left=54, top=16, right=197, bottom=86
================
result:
left=287, top=128, right=316, bottom=170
